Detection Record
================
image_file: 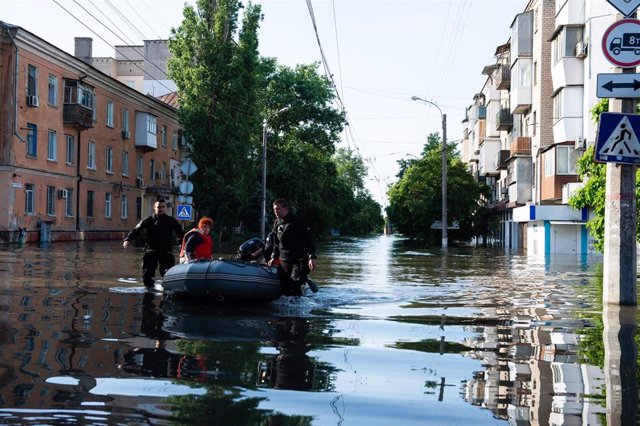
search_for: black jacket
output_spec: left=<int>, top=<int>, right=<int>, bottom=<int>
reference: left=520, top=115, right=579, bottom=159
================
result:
left=271, top=212, right=316, bottom=263
left=124, top=213, right=184, bottom=252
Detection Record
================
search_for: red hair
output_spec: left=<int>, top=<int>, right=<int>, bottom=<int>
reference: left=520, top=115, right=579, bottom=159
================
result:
left=198, top=217, right=213, bottom=228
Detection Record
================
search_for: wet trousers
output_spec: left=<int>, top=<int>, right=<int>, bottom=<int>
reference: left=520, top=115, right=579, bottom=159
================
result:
left=142, top=250, right=175, bottom=287
left=277, top=259, right=310, bottom=296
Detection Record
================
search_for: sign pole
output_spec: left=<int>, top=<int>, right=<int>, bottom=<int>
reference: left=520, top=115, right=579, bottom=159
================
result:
left=602, top=13, right=638, bottom=305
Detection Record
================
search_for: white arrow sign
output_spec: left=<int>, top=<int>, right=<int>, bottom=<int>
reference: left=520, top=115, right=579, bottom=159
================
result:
left=607, top=0, right=640, bottom=17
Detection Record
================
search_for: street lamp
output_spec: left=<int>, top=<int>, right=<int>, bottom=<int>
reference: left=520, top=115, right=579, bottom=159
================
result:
left=411, top=96, right=447, bottom=249
left=261, top=106, right=289, bottom=241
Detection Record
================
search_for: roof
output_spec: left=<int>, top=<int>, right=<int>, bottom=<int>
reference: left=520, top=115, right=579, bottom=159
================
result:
left=156, top=91, right=179, bottom=108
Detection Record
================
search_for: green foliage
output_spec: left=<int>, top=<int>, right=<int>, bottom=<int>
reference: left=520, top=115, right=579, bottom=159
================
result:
left=168, top=0, right=263, bottom=233
left=386, top=133, right=489, bottom=243
left=169, top=5, right=382, bottom=238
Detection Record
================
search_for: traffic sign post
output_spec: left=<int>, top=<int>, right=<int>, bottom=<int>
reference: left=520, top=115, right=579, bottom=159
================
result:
left=602, top=19, right=640, bottom=67
left=607, top=0, right=640, bottom=17
left=597, top=73, right=640, bottom=98
left=177, top=204, right=192, bottom=221
left=595, top=112, right=640, bottom=164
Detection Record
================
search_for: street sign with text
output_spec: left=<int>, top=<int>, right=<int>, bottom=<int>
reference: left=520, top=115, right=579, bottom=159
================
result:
left=602, top=19, right=640, bottom=67
left=597, top=73, right=640, bottom=98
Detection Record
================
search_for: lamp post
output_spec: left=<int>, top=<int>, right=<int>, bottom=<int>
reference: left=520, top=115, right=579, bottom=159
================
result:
left=261, top=106, right=289, bottom=241
left=411, top=96, right=447, bottom=248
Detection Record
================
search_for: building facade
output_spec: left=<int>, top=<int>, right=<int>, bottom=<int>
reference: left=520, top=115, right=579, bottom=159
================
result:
left=0, top=22, right=186, bottom=243
left=462, top=0, right=616, bottom=257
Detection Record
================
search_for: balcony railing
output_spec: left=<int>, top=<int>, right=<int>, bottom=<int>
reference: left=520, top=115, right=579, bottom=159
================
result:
left=63, top=103, right=93, bottom=129
left=495, top=150, right=510, bottom=170
left=496, top=108, right=513, bottom=131
left=496, top=65, right=511, bottom=90
left=510, top=136, right=531, bottom=156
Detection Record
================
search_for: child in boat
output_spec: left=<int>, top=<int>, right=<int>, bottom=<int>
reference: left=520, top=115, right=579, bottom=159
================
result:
left=179, top=217, right=213, bottom=263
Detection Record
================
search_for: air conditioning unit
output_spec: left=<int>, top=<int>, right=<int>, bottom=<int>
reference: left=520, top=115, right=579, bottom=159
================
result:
left=121, top=130, right=130, bottom=139
left=57, top=189, right=68, bottom=199
left=136, top=177, right=145, bottom=188
left=575, top=136, right=586, bottom=150
left=27, top=95, right=39, bottom=107
left=576, top=41, right=587, bottom=58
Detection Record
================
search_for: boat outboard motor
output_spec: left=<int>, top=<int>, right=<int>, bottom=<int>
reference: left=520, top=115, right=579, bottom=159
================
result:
left=237, top=237, right=265, bottom=262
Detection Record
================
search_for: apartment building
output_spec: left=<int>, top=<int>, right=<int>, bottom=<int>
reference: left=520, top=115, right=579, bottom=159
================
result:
left=0, top=22, right=185, bottom=243
left=463, top=0, right=616, bottom=257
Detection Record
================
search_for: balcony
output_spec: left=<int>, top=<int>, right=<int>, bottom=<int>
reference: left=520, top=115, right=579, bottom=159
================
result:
left=496, top=108, right=513, bottom=131
left=63, top=103, right=94, bottom=129
left=496, top=65, right=511, bottom=90
left=495, top=150, right=510, bottom=170
left=510, top=137, right=531, bottom=156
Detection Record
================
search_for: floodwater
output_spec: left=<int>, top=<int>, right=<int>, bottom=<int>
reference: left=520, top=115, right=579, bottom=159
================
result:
left=0, top=235, right=636, bottom=425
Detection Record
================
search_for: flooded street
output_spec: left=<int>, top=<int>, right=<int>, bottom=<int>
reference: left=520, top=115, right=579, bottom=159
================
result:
left=0, top=235, right=636, bottom=425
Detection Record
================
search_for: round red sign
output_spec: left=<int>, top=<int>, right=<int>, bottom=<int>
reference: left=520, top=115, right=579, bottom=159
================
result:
left=602, top=19, right=640, bottom=67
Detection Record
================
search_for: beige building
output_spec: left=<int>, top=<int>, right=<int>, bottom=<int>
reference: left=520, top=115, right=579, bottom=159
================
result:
left=0, top=22, right=185, bottom=243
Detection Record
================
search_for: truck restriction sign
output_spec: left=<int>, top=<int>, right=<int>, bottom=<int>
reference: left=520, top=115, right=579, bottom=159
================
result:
left=602, top=19, right=640, bottom=67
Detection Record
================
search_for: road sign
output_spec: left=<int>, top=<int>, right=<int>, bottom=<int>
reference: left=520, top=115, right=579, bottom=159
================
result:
left=176, top=204, right=192, bottom=220
left=595, top=112, right=640, bottom=164
left=606, top=0, right=640, bottom=17
left=178, top=195, right=193, bottom=204
left=179, top=181, right=194, bottom=195
left=597, top=73, right=640, bottom=98
left=180, top=159, right=198, bottom=177
left=602, top=19, right=640, bottom=67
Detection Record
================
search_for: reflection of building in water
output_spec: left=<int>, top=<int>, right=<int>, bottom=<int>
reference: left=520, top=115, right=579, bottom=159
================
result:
left=464, top=306, right=606, bottom=425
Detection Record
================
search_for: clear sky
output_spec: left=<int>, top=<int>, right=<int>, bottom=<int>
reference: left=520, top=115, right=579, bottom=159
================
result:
left=1, top=0, right=527, bottom=206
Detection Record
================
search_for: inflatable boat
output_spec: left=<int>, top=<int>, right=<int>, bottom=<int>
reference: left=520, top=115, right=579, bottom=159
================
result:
left=162, top=259, right=282, bottom=301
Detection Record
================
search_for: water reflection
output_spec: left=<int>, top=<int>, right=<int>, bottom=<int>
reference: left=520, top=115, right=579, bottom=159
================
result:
left=0, top=238, right=637, bottom=425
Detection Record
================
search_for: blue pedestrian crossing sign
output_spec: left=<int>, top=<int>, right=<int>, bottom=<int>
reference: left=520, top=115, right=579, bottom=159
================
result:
left=176, top=204, right=192, bottom=220
left=595, top=112, right=640, bottom=164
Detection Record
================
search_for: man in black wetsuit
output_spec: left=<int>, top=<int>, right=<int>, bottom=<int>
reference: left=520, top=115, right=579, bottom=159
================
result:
left=267, top=198, right=317, bottom=296
left=123, top=199, right=185, bottom=288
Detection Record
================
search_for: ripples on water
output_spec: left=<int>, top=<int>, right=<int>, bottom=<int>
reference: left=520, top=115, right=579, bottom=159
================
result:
left=0, top=236, right=634, bottom=425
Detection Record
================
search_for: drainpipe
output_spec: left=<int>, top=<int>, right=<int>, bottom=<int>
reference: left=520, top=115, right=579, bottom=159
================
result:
left=2, top=23, right=26, bottom=143
left=76, top=129, right=82, bottom=230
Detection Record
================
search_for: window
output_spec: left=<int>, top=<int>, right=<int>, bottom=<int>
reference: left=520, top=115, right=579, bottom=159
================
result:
left=544, top=149, right=554, bottom=178
left=65, top=135, right=75, bottom=164
left=122, top=151, right=129, bottom=176
left=161, top=162, right=167, bottom=183
left=136, top=156, right=143, bottom=178
left=553, top=91, right=562, bottom=121
left=533, top=61, right=537, bottom=86
left=46, top=186, right=56, bottom=216
left=87, top=141, right=96, bottom=169
left=557, top=146, right=578, bottom=175
left=105, top=193, right=112, bottom=218
left=147, top=115, right=157, bottom=134
left=553, top=26, right=584, bottom=63
left=25, top=184, right=35, bottom=214
left=27, top=64, right=37, bottom=97
left=87, top=190, right=94, bottom=217
left=65, top=188, right=74, bottom=217
left=136, top=196, right=142, bottom=220
left=26, top=123, right=37, bottom=157
left=91, top=93, right=97, bottom=121
left=162, top=125, right=167, bottom=147
left=172, top=130, right=178, bottom=150
left=533, top=111, right=537, bottom=137
left=122, top=107, right=129, bottom=132
left=47, top=130, right=57, bottom=161
left=149, top=159, right=155, bottom=181
left=106, top=101, right=114, bottom=127
left=121, top=194, right=128, bottom=219
left=106, top=147, right=113, bottom=173
left=48, top=75, right=58, bottom=105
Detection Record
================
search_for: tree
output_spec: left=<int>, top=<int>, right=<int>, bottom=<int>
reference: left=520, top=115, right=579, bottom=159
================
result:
left=386, top=133, right=489, bottom=243
left=168, top=0, right=263, bottom=237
